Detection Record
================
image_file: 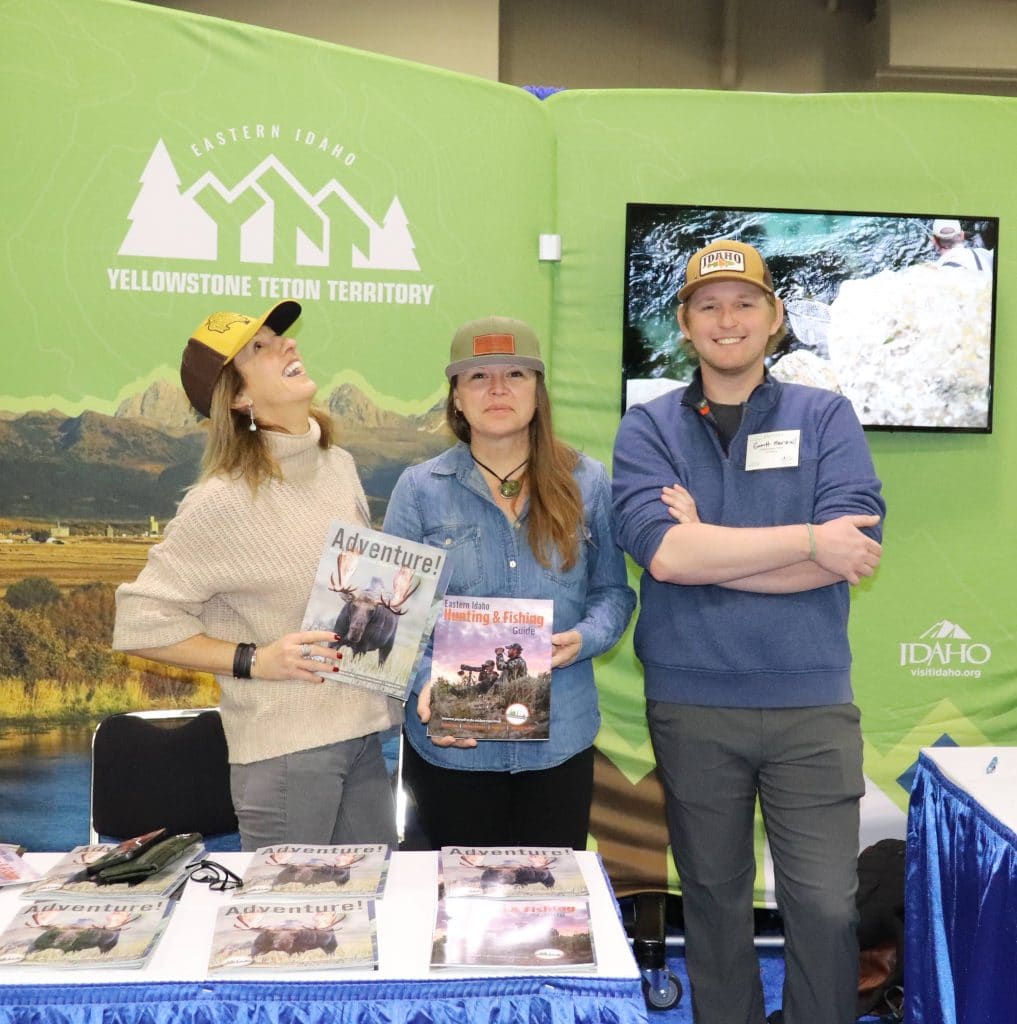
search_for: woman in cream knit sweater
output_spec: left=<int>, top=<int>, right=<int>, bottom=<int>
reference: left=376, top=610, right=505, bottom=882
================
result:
left=113, top=301, right=400, bottom=850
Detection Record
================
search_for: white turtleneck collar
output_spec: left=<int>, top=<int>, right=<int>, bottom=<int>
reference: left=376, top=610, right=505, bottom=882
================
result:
left=264, top=416, right=323, bottom=481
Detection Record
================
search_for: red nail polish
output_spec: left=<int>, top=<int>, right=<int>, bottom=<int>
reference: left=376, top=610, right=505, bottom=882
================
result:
left=332, top=666, right=340, bottom=672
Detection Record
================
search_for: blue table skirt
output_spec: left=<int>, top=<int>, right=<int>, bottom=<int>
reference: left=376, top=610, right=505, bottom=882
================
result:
left=905, top=751, right=1017, bottom=1024
left=0, top=974, right=648, bottom=1024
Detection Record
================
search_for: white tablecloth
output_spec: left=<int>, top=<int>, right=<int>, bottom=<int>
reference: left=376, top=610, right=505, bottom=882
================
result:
left=920, top=745, right=1017, bottom=832
left=0, top=850, right=640, bottom=984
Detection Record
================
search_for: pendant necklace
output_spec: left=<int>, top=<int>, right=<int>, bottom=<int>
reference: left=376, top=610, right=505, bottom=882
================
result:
left=471, top=453, right=528, bottom=498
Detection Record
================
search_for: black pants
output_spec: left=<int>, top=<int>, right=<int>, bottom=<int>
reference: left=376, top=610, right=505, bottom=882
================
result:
left=401, top=737, right=594, bottom=850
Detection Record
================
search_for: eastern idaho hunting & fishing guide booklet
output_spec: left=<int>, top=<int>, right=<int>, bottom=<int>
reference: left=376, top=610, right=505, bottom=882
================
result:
left=301, top=520, right=450, bottom=701
left=430, top=847, right=589, bottom=966
left=430, top=898, right=595, bottom=971
left=432, top=847, right=594, bottom=970
left=236, top=843, right=390, bottom=899
left=207, top=898, right=377, bottom=973
left=427, top=596, right=553, bottom=740
left=0, top=898, right=175, bottom=969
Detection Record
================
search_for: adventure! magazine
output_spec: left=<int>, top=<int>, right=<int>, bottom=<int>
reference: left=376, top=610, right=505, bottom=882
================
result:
left=439, top=847, right=588, bottom=900
left=0, top=898, right=174, bottom=969
left=237, top=844, right=390, bottom=899
left=208, top=899, right=377, bottom=972
left=302, top=520, right=449, bottom=701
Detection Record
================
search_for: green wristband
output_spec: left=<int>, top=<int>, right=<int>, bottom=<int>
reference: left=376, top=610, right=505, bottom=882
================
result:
left=807, top=523, right=817, bottom=561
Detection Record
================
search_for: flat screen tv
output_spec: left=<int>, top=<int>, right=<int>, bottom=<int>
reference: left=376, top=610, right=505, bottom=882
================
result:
left=622, top=203, right=998, bottom=432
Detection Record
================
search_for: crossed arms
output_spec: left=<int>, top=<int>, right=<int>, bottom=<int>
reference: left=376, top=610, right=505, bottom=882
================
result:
left=651, top=483, right=881, bottom=593
left=612, top=397, right=885, bottom=596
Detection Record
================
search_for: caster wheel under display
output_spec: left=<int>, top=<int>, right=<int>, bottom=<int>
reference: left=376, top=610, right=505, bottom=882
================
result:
left=642, top=970, right=683, bottom=1011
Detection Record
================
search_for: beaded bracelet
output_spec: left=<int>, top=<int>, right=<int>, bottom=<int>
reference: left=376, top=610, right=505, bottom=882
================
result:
left=232, top=642, right=257, bottom=679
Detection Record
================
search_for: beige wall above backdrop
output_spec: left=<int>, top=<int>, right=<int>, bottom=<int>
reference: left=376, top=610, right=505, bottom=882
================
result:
left=135, top=0, right=1017, bottom=96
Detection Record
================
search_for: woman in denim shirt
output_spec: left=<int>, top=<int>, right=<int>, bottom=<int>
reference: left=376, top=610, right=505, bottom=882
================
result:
left=383, top=316, right=635, bottom=849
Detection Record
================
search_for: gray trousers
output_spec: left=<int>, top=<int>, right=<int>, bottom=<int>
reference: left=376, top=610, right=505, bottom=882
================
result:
left=230, top=732, right=398, bottom=851
left=647, top=702, right=864, bottom=1024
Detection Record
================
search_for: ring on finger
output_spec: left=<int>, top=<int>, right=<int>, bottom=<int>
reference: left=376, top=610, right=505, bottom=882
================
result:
left=300, top=642, right=312, bottom=658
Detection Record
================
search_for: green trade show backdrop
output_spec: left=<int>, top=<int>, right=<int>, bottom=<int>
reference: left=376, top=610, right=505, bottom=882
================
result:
left=3, top=0, right=1016, bottom=903
left=1, top=0, right=554, bottom=848
left=546, top=88, right=1017, bottom=895
left=1, top=0, right=556, bottom=417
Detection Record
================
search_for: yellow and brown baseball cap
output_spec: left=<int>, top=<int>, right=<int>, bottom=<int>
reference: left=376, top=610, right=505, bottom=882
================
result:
left=180, top=300, right=301, bottom=417
left=445, top=316, right=545, bottom=379
left=677, top=240, right=775, bottom=302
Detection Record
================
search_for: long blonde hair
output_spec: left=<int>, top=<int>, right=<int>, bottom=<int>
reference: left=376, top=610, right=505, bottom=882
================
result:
left=199, top=363, right=334, bottom=488
left=446, top=374, right=583, bottom=571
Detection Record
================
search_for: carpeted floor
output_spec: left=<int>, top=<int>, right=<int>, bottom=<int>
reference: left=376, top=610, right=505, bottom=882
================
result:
left=649, top=950, right=786, bottom=1022
left=647, top=951, right=890, bottom=1022
left=622, top=896, right=789, bottom=1021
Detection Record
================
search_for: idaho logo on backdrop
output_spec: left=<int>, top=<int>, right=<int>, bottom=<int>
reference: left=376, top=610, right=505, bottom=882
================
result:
left=899, top=619, right=992, bottom=679
left=109, top=131, right=435, bottom=306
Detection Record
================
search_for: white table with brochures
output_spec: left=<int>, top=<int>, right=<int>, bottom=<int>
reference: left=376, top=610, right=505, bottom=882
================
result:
left=0, top=849, right=647, bottom=1024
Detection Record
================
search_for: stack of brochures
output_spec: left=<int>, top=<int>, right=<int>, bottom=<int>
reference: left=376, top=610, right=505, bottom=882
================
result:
left=0, top=837, right=204, bottom=970
left=206, top=843, right=390, bottom=973
left=431, top=846, right=596, bottom=970
left=18, top=840, right=204, bottom=902
left=0, top=844, right=41, bottom=889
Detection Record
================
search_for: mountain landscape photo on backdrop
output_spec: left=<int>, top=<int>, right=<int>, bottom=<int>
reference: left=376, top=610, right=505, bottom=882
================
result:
left=0, top=379, right=452, bottom=851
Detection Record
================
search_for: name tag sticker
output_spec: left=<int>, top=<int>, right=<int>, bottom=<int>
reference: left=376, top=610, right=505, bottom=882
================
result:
left=745, top=430, right=801, bottom=471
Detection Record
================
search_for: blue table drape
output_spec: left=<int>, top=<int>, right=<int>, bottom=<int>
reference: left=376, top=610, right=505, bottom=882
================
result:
left=0, top=974, right=648, bottom=1024
left=905, top=751, right=1017, bottom=1024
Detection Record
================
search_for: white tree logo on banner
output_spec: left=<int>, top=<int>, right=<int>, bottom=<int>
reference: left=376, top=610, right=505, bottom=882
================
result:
left=119, top=139, right=419, bottom=271
left=899, top=619, right=992, bottom=679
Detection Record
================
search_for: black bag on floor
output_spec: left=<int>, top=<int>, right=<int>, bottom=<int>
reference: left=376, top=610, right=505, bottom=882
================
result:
left=855, top=838, right=905, bottom=1021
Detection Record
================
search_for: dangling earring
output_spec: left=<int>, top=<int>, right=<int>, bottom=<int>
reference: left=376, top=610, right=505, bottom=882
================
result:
left=248, top=402, right=257, bottom=432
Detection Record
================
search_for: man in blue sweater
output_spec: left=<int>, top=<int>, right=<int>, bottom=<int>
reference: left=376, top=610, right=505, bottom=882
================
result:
left=612, top=240, right=885, bottom=1024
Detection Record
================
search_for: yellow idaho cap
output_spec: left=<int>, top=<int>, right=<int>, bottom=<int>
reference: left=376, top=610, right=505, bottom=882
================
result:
left=677, top=240, right=775, bottom=302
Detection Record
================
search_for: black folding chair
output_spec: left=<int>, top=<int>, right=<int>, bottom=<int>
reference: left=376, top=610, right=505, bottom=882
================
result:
left=89, top=708, right=240, bottom=852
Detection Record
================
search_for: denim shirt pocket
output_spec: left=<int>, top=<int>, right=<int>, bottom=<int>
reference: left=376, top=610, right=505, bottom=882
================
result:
left=423, top=524, right=484, bottom=592
left=539, top=526, right=590, bottom=595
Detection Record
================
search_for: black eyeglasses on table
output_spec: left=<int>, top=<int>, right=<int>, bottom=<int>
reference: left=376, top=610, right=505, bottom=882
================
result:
left=185, top=859, right=242, bottom=891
